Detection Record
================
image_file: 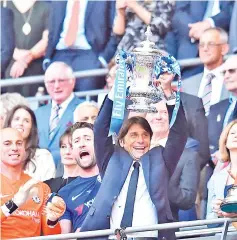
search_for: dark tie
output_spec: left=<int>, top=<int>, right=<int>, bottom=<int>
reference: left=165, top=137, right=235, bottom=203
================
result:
left=120, top=161, right=140, bottom=228
left=229, top=101, right=237, bottom=123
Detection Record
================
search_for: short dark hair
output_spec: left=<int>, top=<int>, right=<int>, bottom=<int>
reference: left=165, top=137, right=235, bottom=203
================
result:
left=117, top=117, right=153, bottom=145
left=4, top=104, right=38, bottom=169
left=59, top=122, right=94, bottom=147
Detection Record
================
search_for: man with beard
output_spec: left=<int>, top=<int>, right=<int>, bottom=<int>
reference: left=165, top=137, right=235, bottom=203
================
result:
left=58, top=122, right=101, bottom=234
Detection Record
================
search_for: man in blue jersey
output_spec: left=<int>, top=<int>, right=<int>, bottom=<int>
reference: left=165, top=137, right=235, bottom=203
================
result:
left=58, top=122, right=101, bottom=233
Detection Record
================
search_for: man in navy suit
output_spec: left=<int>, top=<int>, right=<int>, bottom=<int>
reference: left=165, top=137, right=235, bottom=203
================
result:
left=35, top=62, right=82, bottom=167
left=165, top=0, right=233, bottom=79
left=43, top=0, right=119, bottom=93
left=80, top=77, right=188, bottom=239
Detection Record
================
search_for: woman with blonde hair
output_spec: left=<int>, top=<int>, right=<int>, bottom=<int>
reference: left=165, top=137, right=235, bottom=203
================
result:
left=206, top=120, right=237, bottom=220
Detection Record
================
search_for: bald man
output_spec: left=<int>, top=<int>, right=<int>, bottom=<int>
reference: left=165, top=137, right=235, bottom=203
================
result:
left=74, top=101, right=99, bottom=124
left=35, top=62, right=83, bottom=167
left=0, top=128, right=65, bottom=239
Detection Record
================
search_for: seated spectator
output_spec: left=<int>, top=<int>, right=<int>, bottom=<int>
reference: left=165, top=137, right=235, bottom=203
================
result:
left=206, top=120, right=237, bottom=222
left=165, top=0, right=233, bottom=78
left=209, top=55, right=237, bottom=161
left=73, top=101, right=99, bottom=124
left=146, top=101, right=201, bottom=222
left=4, top=105, right=55, bottom=181
left=58, top=122, right=101, bottom=233
left=0, top=128, right=65, bottom=239
left=113, top=0, right=174, bottom=52
left=44, top=0, right=119, bottom=93
left=35, top=62, right=83, bottom=167
left=229, top=0, right=237, bottom=54
left=182, top=27, right=229, bottom=116
left=3, top=0, right=50, bottom=97
left=1, top=6, right=14, bottom=78
left=0, top=93, right=29, bottom=127
left=45, top=125, right=83, bottom=188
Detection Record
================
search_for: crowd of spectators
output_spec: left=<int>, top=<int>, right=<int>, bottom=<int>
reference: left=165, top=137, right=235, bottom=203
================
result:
left=1, top=0, right=237, bottom=239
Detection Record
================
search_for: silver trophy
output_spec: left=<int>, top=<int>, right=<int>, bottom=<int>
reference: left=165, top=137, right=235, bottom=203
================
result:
left=127, top=26, right=165, bottom=113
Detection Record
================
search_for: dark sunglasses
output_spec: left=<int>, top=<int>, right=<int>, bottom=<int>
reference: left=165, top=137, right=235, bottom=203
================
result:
left=222, top=68, right=237, bottom=75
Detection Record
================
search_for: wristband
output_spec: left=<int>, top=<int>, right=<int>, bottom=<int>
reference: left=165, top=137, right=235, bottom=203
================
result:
left=47, top=219, right=58, bottom=227
left=5, top=199, right=18, bottom=214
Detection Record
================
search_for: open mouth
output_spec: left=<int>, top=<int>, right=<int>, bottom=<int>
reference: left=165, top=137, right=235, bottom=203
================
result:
left=79, top=151, right=90, bottom=159
left=9, top=154, right=20, bottom=158
left=133, top=147, right=146, bottom=152
left=16, top=128, right=24, bottom=132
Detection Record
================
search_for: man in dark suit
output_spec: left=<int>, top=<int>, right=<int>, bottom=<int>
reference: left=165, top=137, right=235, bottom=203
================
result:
left=80, top=77, right=188, bottom=239
left=165, top=0, right=233, bottom=79
left=229, top=1, right=237, bottom=54
left=43, top=0, right=119, bottom=92
left=35, top=62, right=82, bottom=167
left=209, top=55, right=237, bottom=155
left=1, top=6, right=14, bottom=78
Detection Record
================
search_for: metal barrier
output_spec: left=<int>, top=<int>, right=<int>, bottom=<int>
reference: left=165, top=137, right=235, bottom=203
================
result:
left=13, top=218, right=237, bottom=240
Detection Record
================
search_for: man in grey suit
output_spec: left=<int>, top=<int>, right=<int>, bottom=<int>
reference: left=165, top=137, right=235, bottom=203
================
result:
left=229, top=1, right=237, bottom=54
left=182, top=27, right=230, bottom=115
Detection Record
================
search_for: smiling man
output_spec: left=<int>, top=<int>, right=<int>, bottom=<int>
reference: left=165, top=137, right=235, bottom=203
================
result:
left=57, top=122, right=101, bottom=234
left=80, top=73, right=188, bottom=240
left=35, top=62, right=82, bottom=166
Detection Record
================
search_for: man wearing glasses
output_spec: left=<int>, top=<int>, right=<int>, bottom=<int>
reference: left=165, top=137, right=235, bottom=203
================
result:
left=35, top=61, right=82, bottom=167
left=182, top=27, right=230, bottom=116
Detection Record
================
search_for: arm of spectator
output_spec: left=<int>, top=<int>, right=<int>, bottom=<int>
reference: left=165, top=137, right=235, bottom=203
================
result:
left=29, top=30, right=49, bottom=61
left=206, top=175, right=217, bottom=219
left=42, top=184, right=65, bottom=235
left=99, top=1, right=122, bottom=64
left=113, top=0, right=126, bottom=35
left=59, top=219, right=72, bottom=234
left=169, top=151, right=200, bottom=210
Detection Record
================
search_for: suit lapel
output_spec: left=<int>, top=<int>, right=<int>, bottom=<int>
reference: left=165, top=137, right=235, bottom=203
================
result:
left=49, top=97, right=78, bottom=144
left=85, top=1, right=94, bottom=24
left=141, top=153, right=150, bottom=191
left=120, top=148, right=133, bottom=188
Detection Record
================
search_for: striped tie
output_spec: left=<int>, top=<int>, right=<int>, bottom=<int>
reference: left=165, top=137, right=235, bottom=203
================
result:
left=49, top=104, right=61, bottom=140
left=202, top=73, right=215, bottom=116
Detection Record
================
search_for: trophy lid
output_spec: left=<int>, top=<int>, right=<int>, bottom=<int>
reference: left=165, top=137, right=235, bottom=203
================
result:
left=132, top=26, right=162, bottom=55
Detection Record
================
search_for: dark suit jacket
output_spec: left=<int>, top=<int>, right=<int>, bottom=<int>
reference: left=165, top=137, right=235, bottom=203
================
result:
left=208, top=99, right=229, bottom=154
left=45, top=1, right=119, bottom=63
left=80, top=97, right=188, bottom=240
left=169, top=138, right=201, bottom=221
left=1, top=7, right=14, bottom=75
left=34, top=96, right=82, bottom=166
left=165, top=1, right=233, bottom=78
left=181, top=92, right=210, bottom=169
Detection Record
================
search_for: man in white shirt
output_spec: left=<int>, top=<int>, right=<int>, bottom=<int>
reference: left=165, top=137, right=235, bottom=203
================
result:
left=182, top=27, right=229, bottom=115
left=35, top=62, right=82, bottom=166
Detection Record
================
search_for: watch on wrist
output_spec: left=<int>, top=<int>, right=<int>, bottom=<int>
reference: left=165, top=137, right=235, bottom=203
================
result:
left=5, top=199, right=18, bottom=214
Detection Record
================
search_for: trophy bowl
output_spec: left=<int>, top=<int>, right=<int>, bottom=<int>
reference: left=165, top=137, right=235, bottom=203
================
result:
left=126, top=26, right=165, bottom=113
left=220, top=185, right=237, bottom=213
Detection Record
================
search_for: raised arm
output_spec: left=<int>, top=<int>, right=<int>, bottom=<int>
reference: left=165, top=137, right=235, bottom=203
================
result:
left=94, top=97, right=115, bottom=176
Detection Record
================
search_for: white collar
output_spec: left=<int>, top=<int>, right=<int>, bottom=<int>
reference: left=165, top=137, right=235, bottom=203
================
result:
left=52, top=93, right=74, bottom=109
left=203, top=64, right=224, bottom=78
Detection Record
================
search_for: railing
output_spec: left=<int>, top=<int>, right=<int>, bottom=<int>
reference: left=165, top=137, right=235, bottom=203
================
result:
left=13, top=218, right=237, bottom=240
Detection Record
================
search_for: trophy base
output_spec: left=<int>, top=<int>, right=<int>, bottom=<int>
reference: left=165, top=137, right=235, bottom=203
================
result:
left=127, top=104, right=158, bottom=113
left=220, top=201, right=237, bottom=213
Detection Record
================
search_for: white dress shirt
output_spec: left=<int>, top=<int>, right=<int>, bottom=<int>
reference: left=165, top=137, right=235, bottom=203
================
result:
left=110, top=161, right=158, bottom=238
left=50, top=93, right=75, bottom=122
left=198, top=65, right=224, bottom=106
left=56, top=0, right=91, bottom=50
